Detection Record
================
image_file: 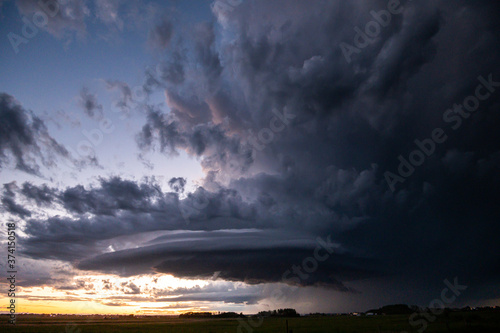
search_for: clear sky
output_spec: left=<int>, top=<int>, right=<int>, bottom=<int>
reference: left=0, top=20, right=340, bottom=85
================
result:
left=0, top=0, right=499, bottom=316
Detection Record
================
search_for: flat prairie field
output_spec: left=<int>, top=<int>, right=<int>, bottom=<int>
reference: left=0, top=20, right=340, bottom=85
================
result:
left=1, top=311, right=500, bottom=333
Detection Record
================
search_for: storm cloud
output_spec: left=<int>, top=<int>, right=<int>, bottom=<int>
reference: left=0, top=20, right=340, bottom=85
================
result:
left=2, top=0, right=500, bottom=311
left=0, top=93, right=71, bottom=174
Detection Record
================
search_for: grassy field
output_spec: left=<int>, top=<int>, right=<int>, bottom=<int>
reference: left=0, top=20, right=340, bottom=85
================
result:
left=1, top=310, right=500, bottom=332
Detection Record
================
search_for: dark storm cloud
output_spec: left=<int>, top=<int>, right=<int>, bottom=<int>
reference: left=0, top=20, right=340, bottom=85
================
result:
left=2, top=182, right=16, bottom=197
left=16, top=177, right=258, bottom=233
left=15, top=0, right=500, bottom=306
left=21, top=182, right=57, bottom=206
left=76, top=230, right=377, bottom=290
left=168, top=177, right=186, bottom=193
left=78, top=87, right=103, bottom=119
left=130, top=0, right=500, bottom=302
left=1, top=182, right=30, bottom=218
left=0, top=92, right=71, bottom=174
left=60, top=176, right=162, bottom=215
left=18, top=178, right=263, bottom=262
left=1, top=196, right=31, bottom=218
left=17, top=176, right=381, bottom=291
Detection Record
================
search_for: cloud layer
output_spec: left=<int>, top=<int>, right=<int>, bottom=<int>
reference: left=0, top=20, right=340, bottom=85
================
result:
left=2, top=0, right=500, bottom=310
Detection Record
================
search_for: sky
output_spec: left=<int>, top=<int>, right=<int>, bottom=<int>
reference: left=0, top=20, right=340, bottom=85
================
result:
left=0, top=0, right=499, bottom=316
